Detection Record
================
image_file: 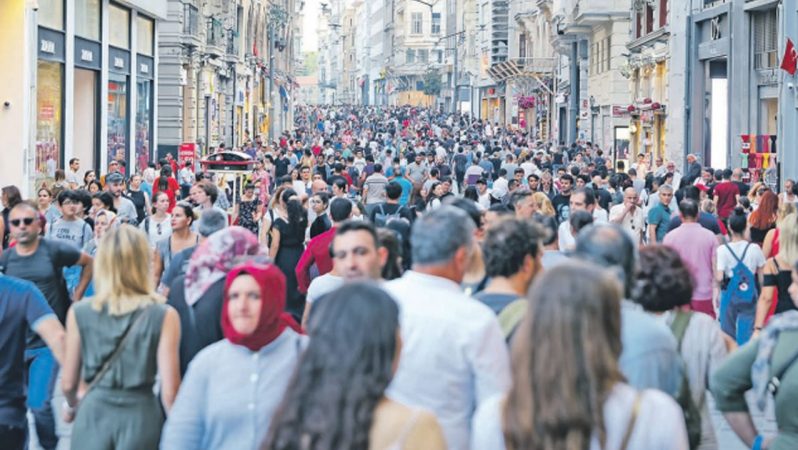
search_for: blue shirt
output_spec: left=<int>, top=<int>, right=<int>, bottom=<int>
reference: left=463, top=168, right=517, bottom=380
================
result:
left=647, top=202, right=672, bottom=243
left=395, top=177, right=413, bottom=206
left=0, top=276, right=54, bottom=427
left=161, top=329, right=307, bottom=450
left=619, top=300, right=683, bottom=396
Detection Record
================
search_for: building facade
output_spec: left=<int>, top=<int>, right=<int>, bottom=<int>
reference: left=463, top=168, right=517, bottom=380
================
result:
left=0, top=0, right=166, bottom=195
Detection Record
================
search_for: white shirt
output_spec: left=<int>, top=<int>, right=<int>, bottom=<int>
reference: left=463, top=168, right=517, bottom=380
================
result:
left=471, top=383, right=688, bottom=450
left=716, top=240, right=766, bottom=279
left=609, top=204, right=645, bottom=245
left=385, top=271, right=511, bottom=450
left=558, top=208, right=607, bottom=250
left=306, top=274, right=344, bottom=304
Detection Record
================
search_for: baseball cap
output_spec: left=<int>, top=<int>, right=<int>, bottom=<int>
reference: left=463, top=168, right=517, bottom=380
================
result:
left=106, top=172, right=124, bottom=184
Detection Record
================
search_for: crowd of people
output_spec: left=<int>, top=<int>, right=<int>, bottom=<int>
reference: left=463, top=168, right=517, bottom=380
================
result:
left=1, top=104, right=797, bottom=450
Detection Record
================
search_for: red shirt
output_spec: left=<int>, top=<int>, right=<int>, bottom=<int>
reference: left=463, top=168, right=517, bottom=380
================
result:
left=153, top=177, right=181, bottom=212
left=295, top=227, right=336, bottom=294
left=713, top=181, right=740, bottom=219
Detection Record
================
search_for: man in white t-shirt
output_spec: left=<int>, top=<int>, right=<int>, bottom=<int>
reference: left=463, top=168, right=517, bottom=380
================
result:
left=558, top=188, right=607, bottom=250
left=610, top=187, right=645, bottom=246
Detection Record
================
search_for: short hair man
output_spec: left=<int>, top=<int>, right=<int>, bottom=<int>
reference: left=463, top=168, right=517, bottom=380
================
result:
left=66, top=158, right=81, bottom=189
left=647, top=183, right=674, bottom=244
left=105, top=172, right=138, bottom=225
left=2, top=202, right=93, bottom=448
left=558, top=187, right=600, bottom=250
left=609, top=187, right=644, bottom=246
left=296, top=198, right=353, bottom=294
left=385, top=206, right=510, bottom=449
left=475, top=218, right=545, bottom=337
left=663, top=199, right=719, bottom=318
left=511, top=190, right=536, bottom=219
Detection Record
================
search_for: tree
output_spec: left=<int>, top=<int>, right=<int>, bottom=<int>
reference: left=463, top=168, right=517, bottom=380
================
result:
left=422, top=68, right=442, bottom=96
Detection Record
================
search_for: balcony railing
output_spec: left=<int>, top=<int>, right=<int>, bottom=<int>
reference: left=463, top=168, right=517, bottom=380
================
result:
left=206, top=18, right=225, bottom=47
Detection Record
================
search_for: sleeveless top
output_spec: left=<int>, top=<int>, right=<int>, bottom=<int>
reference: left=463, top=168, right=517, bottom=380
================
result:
left=73, top=301, right=167, bottom=390
left=763, top=258, right=796, bottom=315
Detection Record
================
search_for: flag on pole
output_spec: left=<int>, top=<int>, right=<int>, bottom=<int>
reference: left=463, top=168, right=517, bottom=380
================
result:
left=780, top=38, right=798, bottom=75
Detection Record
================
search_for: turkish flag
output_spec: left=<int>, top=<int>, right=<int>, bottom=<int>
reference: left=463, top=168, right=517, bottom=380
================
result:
left=780, top=38, right=798, bottom=75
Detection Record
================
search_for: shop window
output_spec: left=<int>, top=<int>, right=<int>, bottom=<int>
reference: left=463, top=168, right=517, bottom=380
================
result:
left=754, top=9, right=778, bottom=70
left=39, top=0, right=64, bottom=30
left=109, top=4, right=130, bottom=49
left=107, top=74, right=128, bottom=165
left=136, top=80, right=152, bottom=172
left=75, top=0, right=101, bottom=41
left=137, top=16, right=154, bottom=56
left=36, top=61, right=63, bottom=188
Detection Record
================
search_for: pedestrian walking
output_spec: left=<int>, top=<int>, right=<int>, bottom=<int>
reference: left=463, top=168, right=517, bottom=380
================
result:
left=61, top=225, right=180, bottom=450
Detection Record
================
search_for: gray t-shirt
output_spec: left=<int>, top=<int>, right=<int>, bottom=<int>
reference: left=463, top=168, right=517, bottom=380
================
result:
left=307, top=274, right=344, bottom=304
left=1, top=239, right=80, bottom=343
left=47, top=218, right=92, bottom=250
left=116, top=196, right=139, bottom=225
left=364, top=173, right=389, bottom=205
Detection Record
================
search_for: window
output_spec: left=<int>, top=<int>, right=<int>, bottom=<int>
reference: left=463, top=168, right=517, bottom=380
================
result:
left=432, top=12, right=441, bottom=34
left=136, top=16, right=154, bottom=55
left=75, top=0, right=101, bottom=40
left=406, top=49, right=416, bottom=63
left=659, top=0, right=668, bottom=28
left=107, top=74, right=128, bottom=164
left=411, top=12, right=423, bottom=35
left=35, top=60, right=63, bottom=189
left=754, top=9, right=778, bottom=69
left=645, top=4, right=654, bottom=35
left=635, top=10, right=642, bottom=38
left=183, top=4, right=199, bottom=35
left=603, top=36, right=612, bottom=72
left=109, top=4, right=130, bottom=48
left=418, top=49, right=429, bottom=63
left=436, top=49, right=444, bottom=63
left=519, top=33, right=526, bottom=58
left=39, top=0, right=64, bottom=30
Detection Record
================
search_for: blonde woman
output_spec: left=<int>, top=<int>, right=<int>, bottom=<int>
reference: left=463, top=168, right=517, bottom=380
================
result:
left=61, top=225, right=181, bottom=449
left=531, top=192, right=555, bottom=217
left=754, top=213, right=798, bottom=336
left=762, top=202, right=796, bottom=258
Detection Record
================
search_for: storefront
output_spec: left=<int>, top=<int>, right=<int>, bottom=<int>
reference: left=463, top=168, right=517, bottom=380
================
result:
left=479, top=86, right=505, bottom=125
left=36, top=3, right=66, bottom=191
left=135, top=14, right=155, bottom=173
left=107, top=3, right=131, bottom=168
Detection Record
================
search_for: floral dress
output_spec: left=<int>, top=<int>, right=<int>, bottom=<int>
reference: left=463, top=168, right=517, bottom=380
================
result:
left=237, top=198, right=260, bottom=235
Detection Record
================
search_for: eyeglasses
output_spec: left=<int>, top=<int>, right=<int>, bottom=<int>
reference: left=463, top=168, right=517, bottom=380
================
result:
left=10, top=217, right=35, bottom=227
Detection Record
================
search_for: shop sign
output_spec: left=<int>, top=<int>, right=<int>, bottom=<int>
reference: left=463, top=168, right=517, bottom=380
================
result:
left=109, top=47, right=130, bottom=75
left=137, top=55, right=154, bottom=80
left=38, top=27, right=65, bottom=62
left=612, top=105, right=627, bottom=117
left=75, top=37, right=101, bottom=70
left=179, top=143, right=197, bottom=163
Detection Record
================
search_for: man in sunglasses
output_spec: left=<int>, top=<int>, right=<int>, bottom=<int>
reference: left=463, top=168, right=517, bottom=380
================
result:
left=0, top=202, right=92, bottom=450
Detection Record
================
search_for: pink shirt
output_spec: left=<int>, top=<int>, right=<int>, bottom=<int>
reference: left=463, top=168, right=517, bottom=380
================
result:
left=663, top=222, right=718, bottom=300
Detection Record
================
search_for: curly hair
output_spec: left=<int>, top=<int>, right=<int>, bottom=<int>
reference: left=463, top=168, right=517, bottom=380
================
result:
left=262, top=283, right=399, bottom=450
left=633, top=245, right=694, bottom=312
left=482, top=218, right=545, bottom=278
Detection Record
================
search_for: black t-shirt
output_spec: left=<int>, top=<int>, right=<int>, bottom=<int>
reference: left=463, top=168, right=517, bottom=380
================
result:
left=274, top=157, right=290, bottom=178
left=734, top=181, right=751, bottom=198
left=167, top=276, right=225, bottom=376
left=552, top=193, right=571, bottom=223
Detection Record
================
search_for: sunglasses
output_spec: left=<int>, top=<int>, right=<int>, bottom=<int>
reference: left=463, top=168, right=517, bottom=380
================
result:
left=10, top=217, right=35, bottom=227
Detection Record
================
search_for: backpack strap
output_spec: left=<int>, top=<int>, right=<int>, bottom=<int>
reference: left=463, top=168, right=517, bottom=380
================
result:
left=741, top=242, right=751, bottom=260
left=619, top=391, right=643, bottom=450
left=724, top=242, right=744, bottom=266
left=669, top=310, right=693, bottom=352
left=497, top=299, right=527, bottom=339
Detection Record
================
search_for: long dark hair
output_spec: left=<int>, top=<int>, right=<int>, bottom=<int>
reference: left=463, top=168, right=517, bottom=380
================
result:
left=263, top=283, right=400, bottom=450
left=158, top=166, right=172, bottom=191
left=281, top=189, right=307, bottom=229
left=503, top=261, right=624, bottom=450
left=2, top=185, right=22, bottom=210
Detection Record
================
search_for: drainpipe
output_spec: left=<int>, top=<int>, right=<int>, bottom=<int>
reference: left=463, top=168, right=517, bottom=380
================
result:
left=568, top=41, right=579, bottom=145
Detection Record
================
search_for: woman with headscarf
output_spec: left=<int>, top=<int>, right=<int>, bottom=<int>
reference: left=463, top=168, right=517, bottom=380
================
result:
left=166, top=226, right=266, bottom=375
left=161, top=262, right=306, bottom=450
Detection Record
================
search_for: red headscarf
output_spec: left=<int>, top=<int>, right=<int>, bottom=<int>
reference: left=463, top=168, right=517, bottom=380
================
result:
left=221, top=262, right=303, bottom=351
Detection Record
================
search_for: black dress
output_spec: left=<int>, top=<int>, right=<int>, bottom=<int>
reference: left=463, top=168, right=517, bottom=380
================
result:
left=127, top=190, right=147, bottom=224
left=274, top=217, right=306, bottom=320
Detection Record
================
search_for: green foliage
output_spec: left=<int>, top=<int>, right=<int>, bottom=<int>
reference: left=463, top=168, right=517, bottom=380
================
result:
left=422, top=69, right=442, bottom=96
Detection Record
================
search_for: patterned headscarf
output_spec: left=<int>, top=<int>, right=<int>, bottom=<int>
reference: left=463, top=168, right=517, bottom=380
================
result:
left=751, top=310, right=798, bottom=410
left=184, top=227, right=265, bottom=307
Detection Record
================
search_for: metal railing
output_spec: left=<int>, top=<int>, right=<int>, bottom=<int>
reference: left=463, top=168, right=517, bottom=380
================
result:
left=183, top=4, right=199, bottom=36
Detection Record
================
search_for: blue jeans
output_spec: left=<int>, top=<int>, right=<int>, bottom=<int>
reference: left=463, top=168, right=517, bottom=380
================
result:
left=25, top=347, right=58, bottom=450
left=719, top=290, right=756, bottom=345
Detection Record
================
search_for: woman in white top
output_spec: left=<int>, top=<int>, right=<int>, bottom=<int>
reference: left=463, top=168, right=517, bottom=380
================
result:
left=471, top=261, right=688, bottom=450
left=636, top=246, right=729, bottom=450
left=716, top=207, right=766, bottom=345
left=140, top=191, right=172, bottom=248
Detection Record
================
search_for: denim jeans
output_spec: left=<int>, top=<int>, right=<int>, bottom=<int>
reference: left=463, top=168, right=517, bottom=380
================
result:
left=719, top=290, right=756, bottom=345
left=24, top=347, right=58, bottom=450
left=0, top=424, right=26, bottom=450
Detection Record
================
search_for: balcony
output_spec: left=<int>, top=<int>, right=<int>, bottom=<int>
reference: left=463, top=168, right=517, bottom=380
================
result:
left=488, top=56, right=557, bottom=82
left=182, top=4, right=202, bottom=48
left=206, top=18, right=225, bottom=56
left=572, top=0, right=629, bottom=25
